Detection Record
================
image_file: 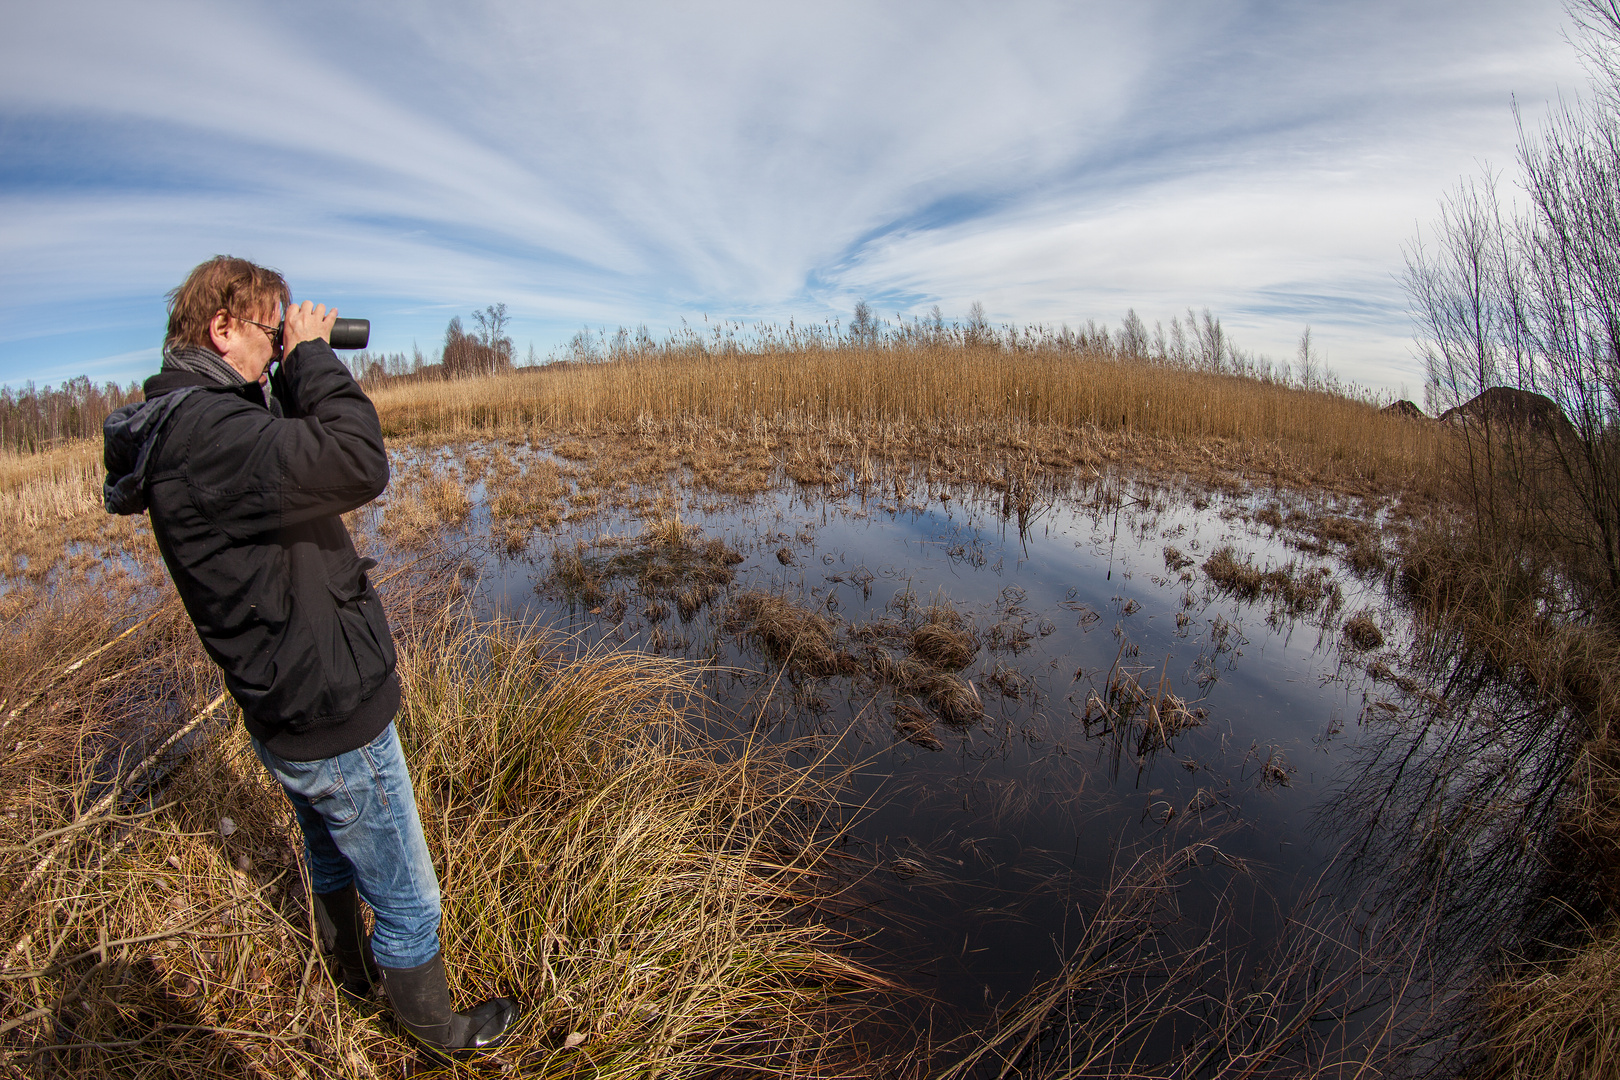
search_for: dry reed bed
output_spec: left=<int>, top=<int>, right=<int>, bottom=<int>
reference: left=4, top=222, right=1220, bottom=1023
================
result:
left=0, top=556, right=893, bottom=1078
left=368, top=347, right=1449, bottom=501
left=0, top=443, right=161, bottom=584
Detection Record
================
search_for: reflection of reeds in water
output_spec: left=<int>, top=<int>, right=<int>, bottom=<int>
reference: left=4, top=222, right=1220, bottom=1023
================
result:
left=0, top=553, right=891, bottom=1076
left=1310, top=615, right=1615, bottom=1072
left=935, top=830, right=1431, bottom=1078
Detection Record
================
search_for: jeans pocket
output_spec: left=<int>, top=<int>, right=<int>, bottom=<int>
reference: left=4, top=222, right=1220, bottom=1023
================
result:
left=306, top=776, right=360, bottom=827
left=267, top=754, right=361, bottom=827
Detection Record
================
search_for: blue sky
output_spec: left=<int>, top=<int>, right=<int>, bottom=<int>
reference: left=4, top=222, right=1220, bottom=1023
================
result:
left=0, top=0, right=1586, bottom=393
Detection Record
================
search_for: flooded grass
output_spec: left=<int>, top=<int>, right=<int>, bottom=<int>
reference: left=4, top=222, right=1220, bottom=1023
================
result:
left=424, top=441, right=1491, bottom=1069
left=0, top=554, right=896, bottom=1077
left=1, top=393, right=1610, bottom=1075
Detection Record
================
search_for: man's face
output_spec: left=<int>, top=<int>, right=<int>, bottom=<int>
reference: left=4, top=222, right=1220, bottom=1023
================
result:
left=213, top=302, right=283, bottom=382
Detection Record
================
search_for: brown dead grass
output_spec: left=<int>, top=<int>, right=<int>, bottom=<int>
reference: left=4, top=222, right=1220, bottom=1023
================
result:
left=724, top=591, right=988, bottom=732
left=1202, top=545, right=1342, bottom=618
left=367, top=346, right=1451, bottom=504
left=1082, top=657, right=1207, bottom=767
left=1343, top=610, right=1385, bottom=650
left=1484, top=919, right=1620, bottom=1078
left=0, top=443, right=159, bottom=583
left=0, top=553, right=896, bottom=1078
left=375, top=460, right=475, bottom=548
left=725, top=592, right=848, bottom=677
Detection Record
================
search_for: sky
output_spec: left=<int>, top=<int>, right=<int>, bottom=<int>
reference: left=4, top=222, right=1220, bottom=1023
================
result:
left=0, top=0, right=1590, bottom=394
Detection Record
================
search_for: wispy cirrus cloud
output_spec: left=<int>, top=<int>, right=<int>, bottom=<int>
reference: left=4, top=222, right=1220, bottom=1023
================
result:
left=0, top=0, right=1584, bottom=390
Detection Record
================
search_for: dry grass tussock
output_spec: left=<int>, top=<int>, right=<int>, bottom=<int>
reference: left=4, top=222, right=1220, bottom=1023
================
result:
left=724, top=590, right=987, bottom=742
left=1201, top=545, right=1343, bottom=621
left=1484, top=919, right=1620, bottom=1079
left=0, top=558, right=893, bottom=1077
left=1080, top=653, right=1206, bottom=783
left=550, top=526, right=742, bottom=619
left=368, top=346, right=1450, bottom=500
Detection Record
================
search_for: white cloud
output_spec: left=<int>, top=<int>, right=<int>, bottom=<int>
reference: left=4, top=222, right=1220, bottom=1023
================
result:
left=0, top=0, right=1589, bottom=390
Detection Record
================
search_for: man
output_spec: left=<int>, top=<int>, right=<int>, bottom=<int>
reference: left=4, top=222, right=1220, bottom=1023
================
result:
left=102, top=256, right=516, bottom=1056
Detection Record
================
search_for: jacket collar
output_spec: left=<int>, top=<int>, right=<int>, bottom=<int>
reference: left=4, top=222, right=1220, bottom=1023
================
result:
left=144, top=369, right=269, bottom=409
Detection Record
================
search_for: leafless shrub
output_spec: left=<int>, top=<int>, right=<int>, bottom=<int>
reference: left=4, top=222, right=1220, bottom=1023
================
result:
left=441, top=306, right=514, bottom=379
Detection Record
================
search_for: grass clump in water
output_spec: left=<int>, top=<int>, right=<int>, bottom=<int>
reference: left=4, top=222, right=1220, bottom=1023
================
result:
left=1201, top=545, right=1340, bottom=619
left=908, top=604, right=978, bottom=671
left=548, top=527, right=744, bottom=623
left=724, top=591, right=849, bottom=678
left=727, top=591, right=987, bottom=729
left=1342, top=610, right=1385, bottom=650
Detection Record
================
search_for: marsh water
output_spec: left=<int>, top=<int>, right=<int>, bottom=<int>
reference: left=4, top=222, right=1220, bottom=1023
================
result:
left=377, top=447, right=1583, bottom=1066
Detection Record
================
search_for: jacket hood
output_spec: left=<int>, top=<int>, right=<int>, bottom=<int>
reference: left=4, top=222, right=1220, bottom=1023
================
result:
left=103, top=387, right=203, bottom=514
left=104, top=371, right=278, bottom=515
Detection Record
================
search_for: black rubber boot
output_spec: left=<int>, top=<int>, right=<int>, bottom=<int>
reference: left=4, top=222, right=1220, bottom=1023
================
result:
left=312, top=883, right=379, bottom=1003
left=380, top=951, right=517, bottom=1058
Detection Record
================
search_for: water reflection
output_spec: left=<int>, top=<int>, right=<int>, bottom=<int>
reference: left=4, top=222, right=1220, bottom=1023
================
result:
left=372, top=448, right=1584, bottom=1072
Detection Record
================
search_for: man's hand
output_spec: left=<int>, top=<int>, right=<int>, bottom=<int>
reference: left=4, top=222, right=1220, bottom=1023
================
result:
left=283, top=300, right=337, bottom=357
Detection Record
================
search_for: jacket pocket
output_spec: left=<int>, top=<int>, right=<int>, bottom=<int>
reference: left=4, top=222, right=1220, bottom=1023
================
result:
left=326, top=556, right=397, bottom=707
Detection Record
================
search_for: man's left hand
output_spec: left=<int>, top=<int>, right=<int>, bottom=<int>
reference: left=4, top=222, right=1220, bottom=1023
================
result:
left=283, top=300, right=337, bottom=357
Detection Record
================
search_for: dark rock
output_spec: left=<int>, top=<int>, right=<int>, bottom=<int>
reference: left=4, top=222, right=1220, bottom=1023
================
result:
left=1381, top=399, right=1428, bottom=420
left=1438, top=386, right=1574, bottom=437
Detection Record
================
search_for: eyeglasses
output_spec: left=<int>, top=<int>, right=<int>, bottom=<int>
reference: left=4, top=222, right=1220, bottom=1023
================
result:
left=234, top=314, right=284, bottom=353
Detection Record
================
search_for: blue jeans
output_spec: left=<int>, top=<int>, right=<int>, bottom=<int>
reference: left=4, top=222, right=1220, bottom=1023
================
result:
left=251, top=722, right=442, bottom=969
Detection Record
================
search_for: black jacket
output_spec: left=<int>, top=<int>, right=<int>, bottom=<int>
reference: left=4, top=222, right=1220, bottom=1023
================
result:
left=104, top=340, right=399, bottom=761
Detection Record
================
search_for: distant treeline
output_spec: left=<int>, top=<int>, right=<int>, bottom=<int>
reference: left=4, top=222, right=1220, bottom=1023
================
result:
left=1, top=376, right=142, bottom=454
left=347, top=303, right=521, bottom=389
left=6, top=300, right=1362, bottom=454
left=356, top=300, right=1352, bottom=397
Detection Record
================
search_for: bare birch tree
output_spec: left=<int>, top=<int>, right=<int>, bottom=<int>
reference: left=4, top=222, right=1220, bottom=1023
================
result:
left=1402, top=0, right=1620, bottom=601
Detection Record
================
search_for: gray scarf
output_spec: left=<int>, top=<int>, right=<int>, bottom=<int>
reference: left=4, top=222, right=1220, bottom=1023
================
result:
left=161, top=343, right=245, bottom=386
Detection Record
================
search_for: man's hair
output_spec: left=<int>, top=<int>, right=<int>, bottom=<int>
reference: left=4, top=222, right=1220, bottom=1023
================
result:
left=166, top=257, right=291, bottom=351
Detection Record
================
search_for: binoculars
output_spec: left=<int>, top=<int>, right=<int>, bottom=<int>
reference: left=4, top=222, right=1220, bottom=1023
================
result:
left=269, top=318, right=371, bottom=351
left=330, top=318, right=370, bottom=349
